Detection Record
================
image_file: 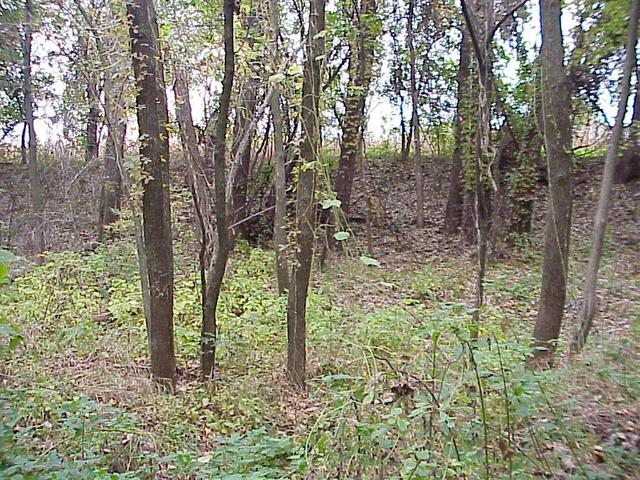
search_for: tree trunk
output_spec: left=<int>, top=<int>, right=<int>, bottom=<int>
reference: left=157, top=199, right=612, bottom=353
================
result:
left=287, top=0, right=325, bottom=388
left=84, top=87, right=99, bottom=164
left=201, top=0, right=235, bottom=380
left=127, top=0, right=176, bottom=388
left=531, top=0, right=573, bottom=366
left=173, top=65, right=215, bottom=318
left=97, top=74, right=125, bottom=242
left=461, top=0, right=493, bottom=330
left=231, top=76, right=258, bottom=241
left=269, top=0, right=289, bottom=295
left=572, top=0, right=639, bottom=353
left=22, top=0, right=44, bottom=258
left=407, top=0, right=424, bottom=228
left=443, top=26, right=471, bottom=235
left=334, top=0, right=376, bottom=218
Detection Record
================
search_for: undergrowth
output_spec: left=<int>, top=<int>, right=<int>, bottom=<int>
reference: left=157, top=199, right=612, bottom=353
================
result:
left=0, top=241, right=638, bottom=479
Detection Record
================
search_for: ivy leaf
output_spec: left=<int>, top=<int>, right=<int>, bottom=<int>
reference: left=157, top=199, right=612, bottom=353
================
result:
left=268, top=73, right=286, bottom=83
left=359, top=255, right=380, bottom=268
left=333, top=231, right=350, bottom=241
left=321, top=199, right=341, bottom=209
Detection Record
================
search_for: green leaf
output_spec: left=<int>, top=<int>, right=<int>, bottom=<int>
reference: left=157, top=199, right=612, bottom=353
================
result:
left=359, top=255, right=380, bottom=268
left=268, top=73, right=286, bottom=83
left=320, top=199, right=341, bottom=209
left=333, top=231, right=350, bottom=241
left=0, top=249, right=17, bottom=264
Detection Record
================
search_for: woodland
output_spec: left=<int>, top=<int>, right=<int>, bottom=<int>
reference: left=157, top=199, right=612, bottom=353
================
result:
left=0, top=0, right=639, bottom=478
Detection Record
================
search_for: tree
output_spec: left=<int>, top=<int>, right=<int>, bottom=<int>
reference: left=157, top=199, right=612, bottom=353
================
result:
left=333, top=0, right=377, bottom=219
left=530, top=0, right=573, bottom=366
left=572, top=0, right=639, bottom=353
left=268, top=0, right=289, bottom=295
left=22, top=0, right=45, bottom=257
left=287, top=0, right=326, bottom=387
left=127, top=0, right=176, bottom=387
left=443, top=24, right=471, bottom=235
left=200, top=0, right=235, bottom=380
left=407, top=0, right=425, bottom=229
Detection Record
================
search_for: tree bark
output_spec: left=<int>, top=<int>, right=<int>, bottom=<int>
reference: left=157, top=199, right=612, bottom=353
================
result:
left=334, top=0, right=376, bottom=218
left=407, top=0, right=424, bottom=228
left=461, top=0, right=493, bottom=331
left=287, top=0, right=325, bottom=388
left=22, top=0, right=45, bottom=257
left=269, top=0, right=289, bottom=295
left=127, top=0, right=176, bottom=388
left=572, top=0, right=639, bottom=353
left=444, top=26, right=471, bottom=235
left=97, top=70, right=125, bottom=242
left=201, top=0, right=235, bottom=380
left=531, top=0, right=573, bottom=366
left=231, top=16, right=259, bottom=242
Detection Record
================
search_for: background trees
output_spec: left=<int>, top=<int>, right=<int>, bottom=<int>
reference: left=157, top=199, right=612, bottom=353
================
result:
left=0, top=0, right=638, bottom=476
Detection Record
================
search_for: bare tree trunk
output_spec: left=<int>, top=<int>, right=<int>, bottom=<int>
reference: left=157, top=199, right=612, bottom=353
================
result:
left=444, top=26, right=471, bottom=235
left=231, top=72, right=258, bottom=241
left=531, top=0, right=573, bottom=366
left=287, top=0, right=325, bottom=388
left=201, top=0, right=235, bottom=380
left=572, top=0, right=639, bottom=353
left=173, top=65, right=215, bottom=317
left=84, top=88, right=99, bottom=164
left=407, top=0, right=424, bottom=228
left=269, top=0, right=289, bottom=295
left=127, top=0, right=176, bottom=388
left=22, top=0, right=44, bottom=257
left=97, top=72, right=125, bottom=242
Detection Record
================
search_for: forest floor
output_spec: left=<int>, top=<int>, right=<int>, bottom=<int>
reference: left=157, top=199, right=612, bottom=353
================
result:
left=0, top=153, right=639, bottom=479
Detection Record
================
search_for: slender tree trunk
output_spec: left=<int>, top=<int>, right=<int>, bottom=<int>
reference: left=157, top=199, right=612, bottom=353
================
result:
left=231, top=76, right=258, bottom=241
left=127, top=0, right=176, bottom=388
left=97, top=73, right=125, bottom=242
left=22, top=0, right=44, bottom=257
left=444, top=27, right=471, bottom=235
left=173, top=65, right=215, bottom=317
left=407, top=0, right=424, bottom=228
left=531, top=0, right=573, bottom=366
left=461, top=0, right=493, bottom=330
left=287, top=0, right=325, bottom=387
left=269, top=0, right=289, bottom=295
left=84, top=88, right=99, bottom=164
left=572, top=0, right=639, bottom=353
left=201, top=0, right=235, bottom=379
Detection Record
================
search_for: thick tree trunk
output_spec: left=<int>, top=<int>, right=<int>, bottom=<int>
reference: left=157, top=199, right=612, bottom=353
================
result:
left=22, top=0, right=44, bottom=257
left=572, top=0, right=639, bottom=353
left=201, top=0, right=235, bottom=380
left=127, top=0, right=176, bottom=388
left=444, top=27, right=471, bottom=235
left=287, top=0, right=325, bottom=388
left=531, top=0, right=573, bottom=366
left=407, top=0, right=424, bottom=228
left=269, top=0, right=289, bottom=295
left=334, top=0, right=376, bottom=218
